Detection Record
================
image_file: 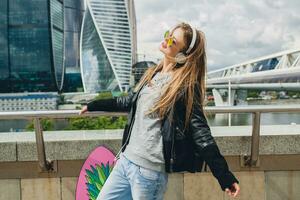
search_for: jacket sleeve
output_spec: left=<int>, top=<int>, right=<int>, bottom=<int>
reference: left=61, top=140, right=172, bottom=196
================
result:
left=87, top=90, right=135, bottom=112
left=189, top=83, right=239, bottom=191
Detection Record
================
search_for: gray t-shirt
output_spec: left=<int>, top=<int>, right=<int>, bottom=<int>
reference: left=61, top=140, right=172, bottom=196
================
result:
left=123, top=71, right=173, bottom=172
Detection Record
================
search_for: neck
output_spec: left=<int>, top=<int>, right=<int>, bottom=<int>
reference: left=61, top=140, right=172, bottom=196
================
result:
left=161, top=56, right=175, bottom=73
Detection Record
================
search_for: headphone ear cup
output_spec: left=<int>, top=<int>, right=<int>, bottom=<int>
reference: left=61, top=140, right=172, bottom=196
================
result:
left=175, top=52, right=187, bottom=64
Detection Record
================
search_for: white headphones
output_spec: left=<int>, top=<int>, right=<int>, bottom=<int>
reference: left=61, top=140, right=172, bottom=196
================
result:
left=174, top=26, right=197, bottom=66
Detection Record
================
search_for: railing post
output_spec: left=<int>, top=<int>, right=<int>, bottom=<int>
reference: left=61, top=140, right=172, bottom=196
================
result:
left=228, top=80, right=232, bottom=126
left=33, top=118, right=55, bottom=172
left=241, top=111, right=260, bottom=167
left=251, top=111, right=261, bottom=165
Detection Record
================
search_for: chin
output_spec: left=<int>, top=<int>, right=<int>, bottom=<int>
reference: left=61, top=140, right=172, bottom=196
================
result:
left=159, top=47, right=166, bottom=54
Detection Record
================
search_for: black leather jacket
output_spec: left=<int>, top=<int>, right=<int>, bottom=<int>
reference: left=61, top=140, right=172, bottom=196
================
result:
left=87, top=72, right=239, bottom=191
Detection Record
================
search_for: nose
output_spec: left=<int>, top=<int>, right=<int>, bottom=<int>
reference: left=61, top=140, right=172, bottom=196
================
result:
left=164, top=37, right=172, bottom=47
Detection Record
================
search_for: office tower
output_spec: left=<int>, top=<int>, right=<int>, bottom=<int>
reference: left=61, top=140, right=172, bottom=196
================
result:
left=63, top=0, right=85, bottom=92
left=80, top=0, right=137, bottom=93
left=0, top=0, right=65, bottom=92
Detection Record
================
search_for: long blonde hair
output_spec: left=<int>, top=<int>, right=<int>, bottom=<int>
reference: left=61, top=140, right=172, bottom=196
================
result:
left=133, top=22, right=208, bottom=131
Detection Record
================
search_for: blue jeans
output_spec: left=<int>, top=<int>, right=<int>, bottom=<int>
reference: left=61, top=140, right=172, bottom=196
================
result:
left=96, top=153, right=168, bottom=200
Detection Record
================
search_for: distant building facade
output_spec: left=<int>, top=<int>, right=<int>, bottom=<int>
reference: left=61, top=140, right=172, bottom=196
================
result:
left=63, top=0, right=86, bottom=92
left=0, top=93, right=58, bottom=111
left=80, top=0, right=137, bottom=93
left=0, top=0, right=65, bottom=93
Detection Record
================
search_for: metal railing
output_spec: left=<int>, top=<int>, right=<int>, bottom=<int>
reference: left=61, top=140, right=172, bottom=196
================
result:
left=0, top=104, right=300, bottom=171
left=205, top=104, right=300, bottom=167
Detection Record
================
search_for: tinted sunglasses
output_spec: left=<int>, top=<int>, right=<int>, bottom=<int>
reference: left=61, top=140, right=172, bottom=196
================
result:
left=164, top=30, right=177, bottom=47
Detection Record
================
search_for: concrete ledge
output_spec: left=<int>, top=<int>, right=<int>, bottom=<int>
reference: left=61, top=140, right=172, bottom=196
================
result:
left=1, top=130, right=123, bottom=162
left=0, top=142, right=16, bottom=162
left=1, top=171, right=299, bottom=200
left=18, top=139, right=121, bottom=161
left=216, top=135, right=300, bottom=155
left=0, top=125, right=299, bottom=162
left=211, top=124, right=300, bottom=136
left=1, top=154, right=300, bottom=179
left=0, top=125, right=299, bottom=200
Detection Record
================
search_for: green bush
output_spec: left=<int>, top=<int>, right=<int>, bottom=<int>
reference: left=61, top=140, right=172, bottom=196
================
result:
left=64, top=116, right=128, bottom=130
left=26, top=119, right=54, bottom=131
left=247, top=90, right=259, bottom=98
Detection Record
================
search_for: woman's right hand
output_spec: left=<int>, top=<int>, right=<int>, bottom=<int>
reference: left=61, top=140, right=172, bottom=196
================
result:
left=79, top=105, right=88, bottom=115
left=225, top=182, right=240, bottom=198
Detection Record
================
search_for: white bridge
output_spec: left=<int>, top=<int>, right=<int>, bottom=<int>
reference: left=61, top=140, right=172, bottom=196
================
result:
left=207, top=48, right=300, bottom=106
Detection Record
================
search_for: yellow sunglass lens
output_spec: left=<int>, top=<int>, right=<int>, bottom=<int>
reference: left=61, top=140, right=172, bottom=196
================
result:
left=164, top=30, right=175, bottom=47
left=167, top=38, right=173, bottom=47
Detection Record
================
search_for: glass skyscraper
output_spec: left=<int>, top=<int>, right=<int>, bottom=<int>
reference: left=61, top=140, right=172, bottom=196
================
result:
left=63, top=0, right=85, bottom=92
left=80, top=0, right=137, bottom=93
left=0, top=0, right=64, bottom=93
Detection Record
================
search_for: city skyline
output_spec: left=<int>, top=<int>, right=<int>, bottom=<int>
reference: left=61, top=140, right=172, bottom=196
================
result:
left=135, top=0, right=300, bottom=71
left=1, top=0, right=300, bottom=93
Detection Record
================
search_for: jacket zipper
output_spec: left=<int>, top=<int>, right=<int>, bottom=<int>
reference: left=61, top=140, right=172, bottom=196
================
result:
left=114, top=116, right=135, bottom=161
left=115, top=75, right=155, bottom=161
left=114, top=83, right=146, bottom=161
left=169, top=123, right=176, bottom=172
left=176, top=126, right=184, bottom=135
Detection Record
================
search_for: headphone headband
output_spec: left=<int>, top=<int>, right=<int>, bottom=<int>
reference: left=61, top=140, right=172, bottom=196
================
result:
left=185, top=26, right=197, bottom=54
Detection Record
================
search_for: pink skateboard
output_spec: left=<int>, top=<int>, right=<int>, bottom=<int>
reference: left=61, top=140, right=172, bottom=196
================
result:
left=75, top=146, right=116, bottom=200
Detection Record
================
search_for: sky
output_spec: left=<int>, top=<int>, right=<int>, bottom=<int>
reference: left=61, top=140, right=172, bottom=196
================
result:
left=134, top=0, right=300, bottom=72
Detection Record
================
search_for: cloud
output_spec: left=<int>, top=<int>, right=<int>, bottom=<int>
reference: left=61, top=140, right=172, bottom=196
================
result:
left=135, top=0, right=300, bottom=71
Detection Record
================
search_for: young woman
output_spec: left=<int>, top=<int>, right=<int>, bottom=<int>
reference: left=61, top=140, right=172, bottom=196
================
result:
left=80, top=22, right=240, bottom=200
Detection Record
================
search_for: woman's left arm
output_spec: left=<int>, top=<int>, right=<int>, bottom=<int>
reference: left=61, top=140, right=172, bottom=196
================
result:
left=86, top=90, right=135, bottom=112
left=189, top=85, right=239, bottom=191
